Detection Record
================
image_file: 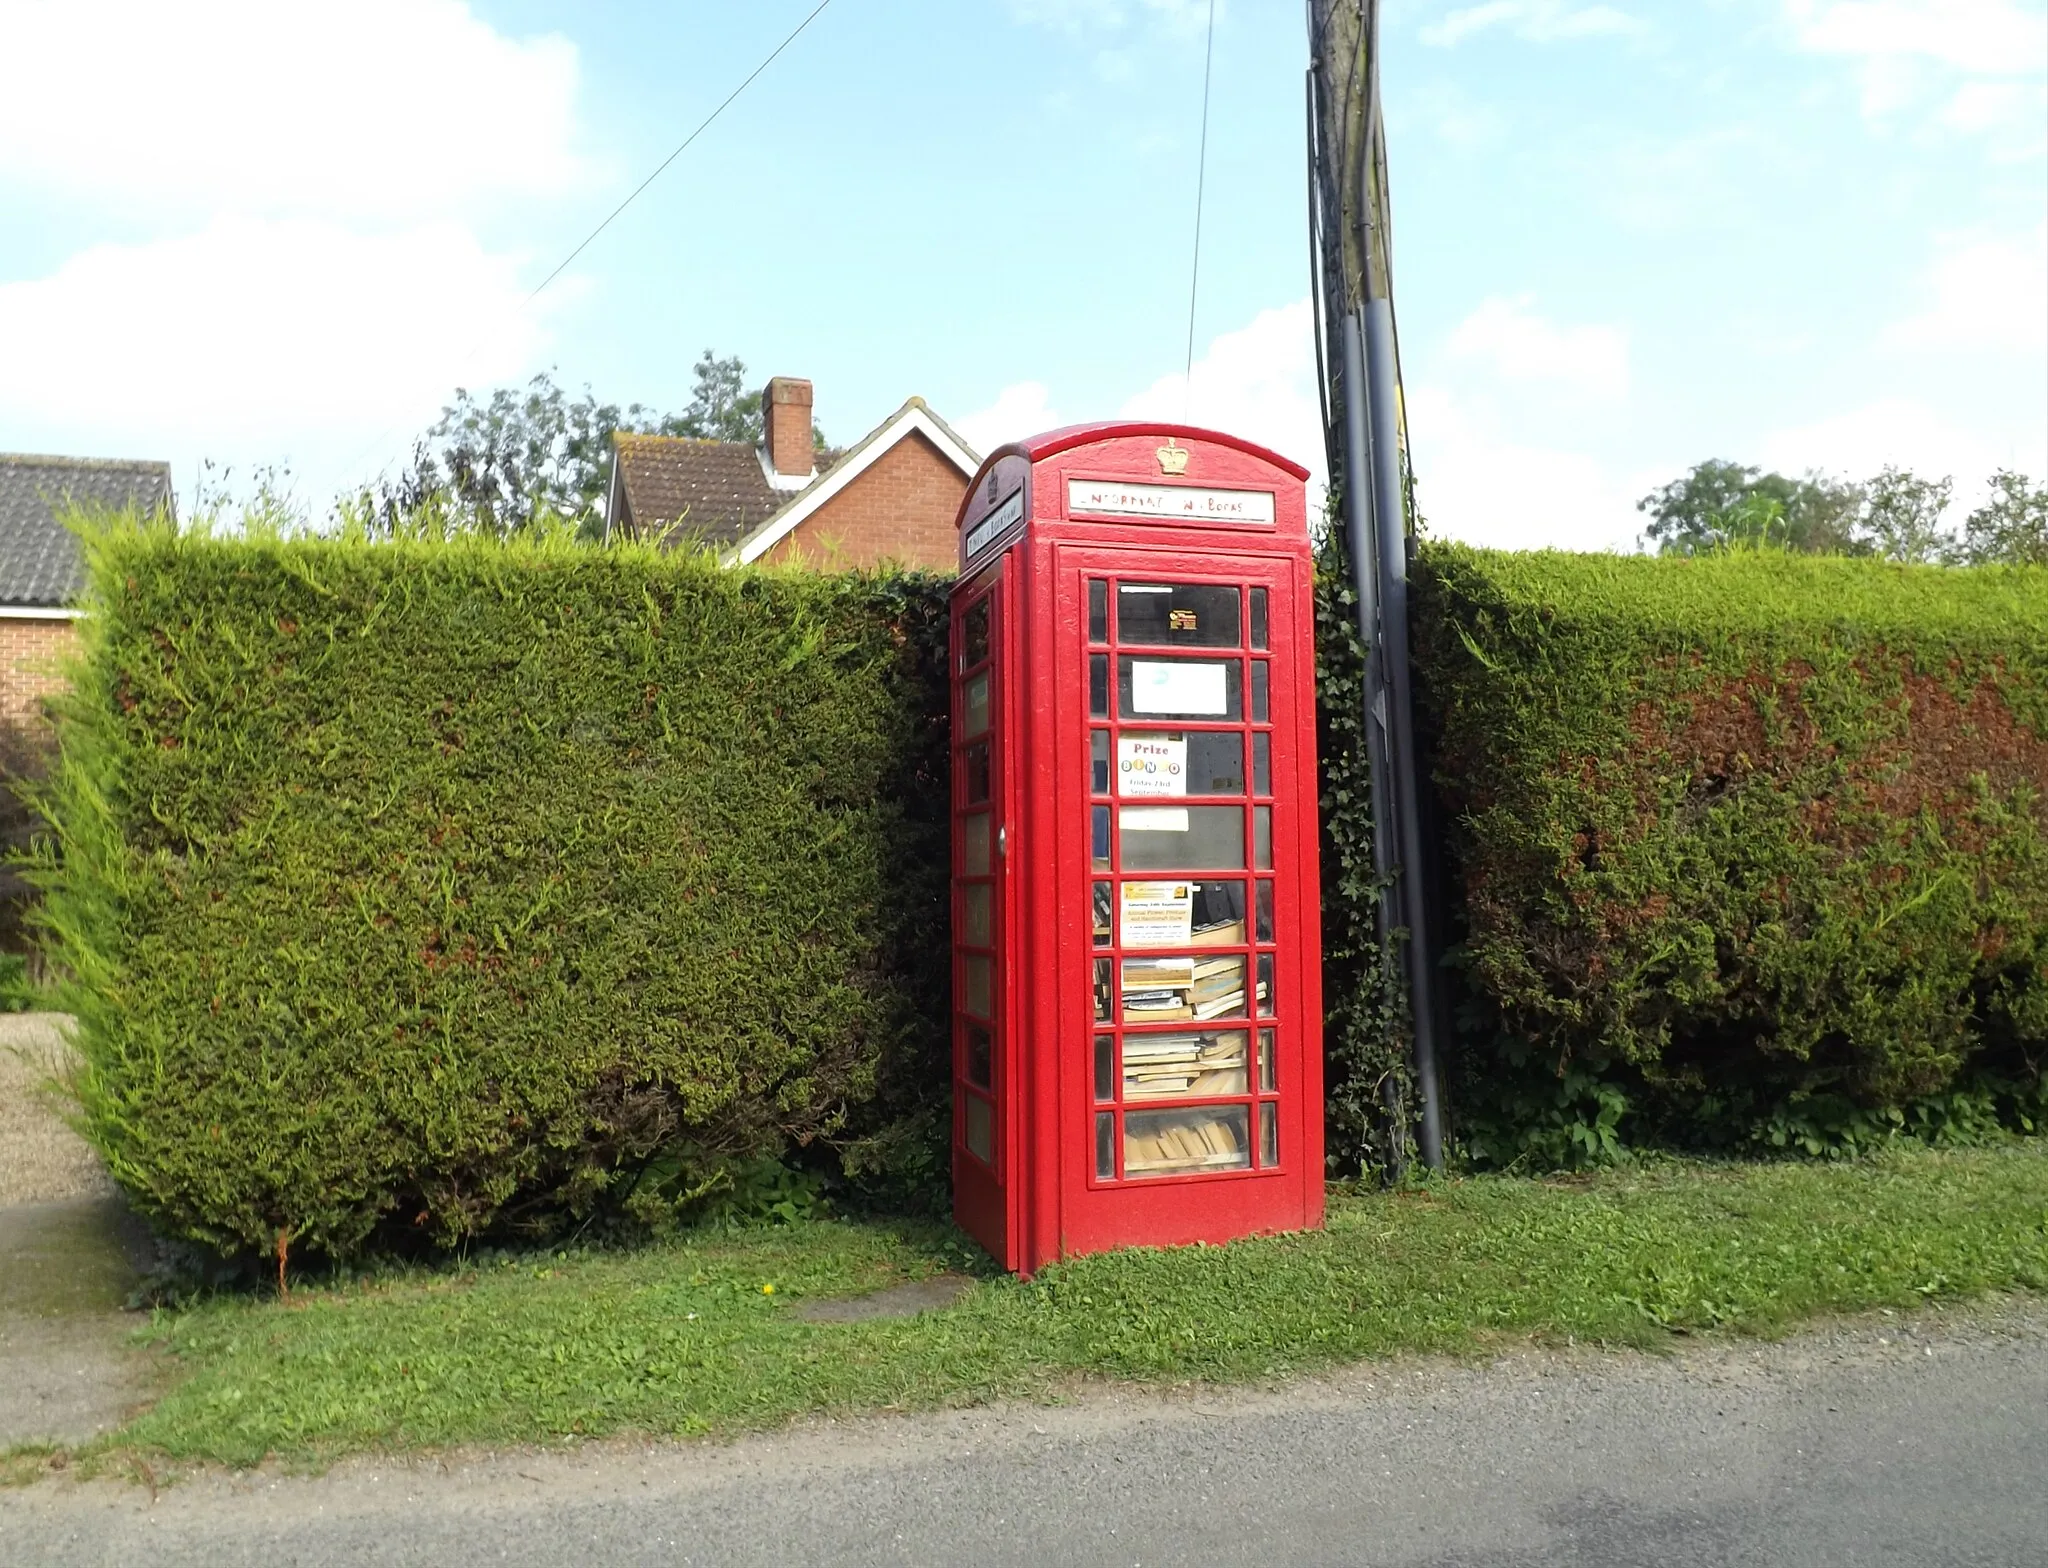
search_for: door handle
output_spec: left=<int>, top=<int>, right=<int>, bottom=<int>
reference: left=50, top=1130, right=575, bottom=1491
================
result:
left=997, top=826, right=1008, bottom=858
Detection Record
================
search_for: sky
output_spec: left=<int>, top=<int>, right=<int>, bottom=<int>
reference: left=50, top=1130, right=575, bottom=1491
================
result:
left=0, top=0, right=2042, bottom=550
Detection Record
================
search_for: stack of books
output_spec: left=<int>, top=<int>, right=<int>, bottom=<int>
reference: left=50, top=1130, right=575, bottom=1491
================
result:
left=1123, top=1110, right=1249, bottom=1174
left=1118, top=954, right=1267, bottom=1022
left=1120, top=1031, right=1249, bottom=1098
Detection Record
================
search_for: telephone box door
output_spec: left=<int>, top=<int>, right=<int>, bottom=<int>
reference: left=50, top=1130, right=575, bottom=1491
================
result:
left=1054, top=550, right=1322, bottom=1255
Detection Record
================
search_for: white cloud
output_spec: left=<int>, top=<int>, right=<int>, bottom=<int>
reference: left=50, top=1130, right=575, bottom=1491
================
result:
left=0, top=218, right=547, bottom=493
left=0, top=0, right=584, bottom=221
left=955, top=381, right=1067, bottom=455
left=1446, top=296, right=1630, bottom=397
left=1756, top=396, right=2042, bottom=506
left=1119, top=300, right=1325, bottom=486
left=1882, top=223, right=2048, bottom=353
left=1420, top=1, right=1646, bottom=47
left=1783, top=0, right=2046, bottom=75
left=1403, top=384, right=1650, bottom=551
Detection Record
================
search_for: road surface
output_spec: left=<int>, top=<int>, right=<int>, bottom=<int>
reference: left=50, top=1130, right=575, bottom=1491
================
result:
left=5, top=1301, right=2044, bottom=1567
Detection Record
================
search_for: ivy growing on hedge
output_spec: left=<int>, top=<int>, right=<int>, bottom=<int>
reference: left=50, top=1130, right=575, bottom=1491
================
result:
left=1408, top=545, right=2048, bottom=1161
left=34, top=521, right=951, bottom=1261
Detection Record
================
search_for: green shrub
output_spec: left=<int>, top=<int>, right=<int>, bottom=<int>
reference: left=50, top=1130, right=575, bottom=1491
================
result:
left=1409, top=546, right=2048, bottom=1158
left=32, top=520, right=951, bottom=1261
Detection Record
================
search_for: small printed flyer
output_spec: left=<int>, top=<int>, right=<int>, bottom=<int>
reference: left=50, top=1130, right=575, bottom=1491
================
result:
left=1117, top=733, right=1186, bottom=797
left=1120, top=881, right=1193, bottom=947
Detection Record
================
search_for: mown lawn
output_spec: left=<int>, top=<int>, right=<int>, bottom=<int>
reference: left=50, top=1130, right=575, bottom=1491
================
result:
left=88, top=1146, right=2048, bottom=1465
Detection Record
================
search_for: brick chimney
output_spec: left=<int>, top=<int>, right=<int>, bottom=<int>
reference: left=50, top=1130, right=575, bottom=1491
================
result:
left=762, top=376, right=814, bottom=479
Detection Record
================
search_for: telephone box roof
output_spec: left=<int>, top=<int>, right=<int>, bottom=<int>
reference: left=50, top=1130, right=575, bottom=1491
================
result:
left=971, top=422, right=1312, bottom=487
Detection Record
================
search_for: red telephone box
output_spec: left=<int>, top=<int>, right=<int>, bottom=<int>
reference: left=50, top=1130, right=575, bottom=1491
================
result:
left=949, top=422, right=1323, bottom=1275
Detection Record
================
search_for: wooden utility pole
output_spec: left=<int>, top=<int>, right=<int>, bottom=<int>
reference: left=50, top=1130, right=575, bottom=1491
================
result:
left=1306, top=0, right=1445, bottom=1170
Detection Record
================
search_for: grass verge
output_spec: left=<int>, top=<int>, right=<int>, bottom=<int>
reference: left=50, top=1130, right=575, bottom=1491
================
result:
left=45, top=1147, right=2048, bottom=1467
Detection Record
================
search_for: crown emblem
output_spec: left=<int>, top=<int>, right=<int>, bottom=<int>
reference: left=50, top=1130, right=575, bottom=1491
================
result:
left=1156, top=440, right=1190, bottom=476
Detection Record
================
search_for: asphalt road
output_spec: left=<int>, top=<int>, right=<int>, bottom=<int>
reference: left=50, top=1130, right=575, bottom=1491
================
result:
left=6, top=1302, right=2045, bottom=1568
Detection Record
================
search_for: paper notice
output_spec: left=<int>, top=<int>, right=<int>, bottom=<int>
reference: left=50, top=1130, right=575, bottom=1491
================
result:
left=1117, top=733, right=1186, bottom=797
left=1130, top=660, right=1228, bottom=716
left=1120, top=881, right=1193, bottom=947
left=1120, top=806, right=1190, bottom=833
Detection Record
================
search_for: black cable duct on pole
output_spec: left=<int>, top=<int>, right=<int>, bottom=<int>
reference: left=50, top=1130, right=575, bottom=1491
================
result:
left=1305, top=0, right=1445, bottom=1170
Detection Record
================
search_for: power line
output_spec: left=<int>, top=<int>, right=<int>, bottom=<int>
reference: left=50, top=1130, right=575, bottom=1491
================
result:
left=1182, top=0, right=1219, bottom=423
left=526, top=0, right=840, bottom=308
left=335, top=1, right=841, bottom=495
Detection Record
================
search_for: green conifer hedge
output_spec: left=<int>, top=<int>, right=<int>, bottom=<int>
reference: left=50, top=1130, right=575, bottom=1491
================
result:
left=1411, top=545, right=2048, bottom=1150
left=35, top=525, right=950, bottom=1260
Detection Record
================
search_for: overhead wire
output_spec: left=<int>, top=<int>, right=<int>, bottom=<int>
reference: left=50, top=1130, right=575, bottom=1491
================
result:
left=335, top=0, right=841, bottom=495
left=1182, top=0, right=1220, bottom=424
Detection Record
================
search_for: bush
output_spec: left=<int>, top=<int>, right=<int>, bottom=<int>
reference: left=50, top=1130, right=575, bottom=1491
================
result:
left=33, top=520, right=950, bottom=1261
left=1408, top=546, right=2048, bottom=1159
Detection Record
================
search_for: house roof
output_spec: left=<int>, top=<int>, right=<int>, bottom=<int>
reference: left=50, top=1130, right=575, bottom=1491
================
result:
left=608, top=433, right=785, bottom=548
left=0, top=453, right=174, bottom=608
left=725, top=398, right=980, bottom=565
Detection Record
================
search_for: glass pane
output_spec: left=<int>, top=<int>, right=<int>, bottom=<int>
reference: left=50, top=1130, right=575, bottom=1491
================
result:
left=1250, top=587, right=1268, bottom=649
left=1088, top=579, right=1108, bottom=643
left=961, top=812, right=991, bottom=875
left=1258, top=1027, right=1277, bottom=1092
left=1256, top=953, right=1275, bottom=1016
left=962, top=883, right=992, bottom=947
left=1191, top=953, right=1249, bottom=1020
left=1251, top=661, right=1269, bottom=723
left=1184, top=731, right=1246, bottom=795
left=1094, top=957, right=1113, bottom=1022
left=963, top=955, right=993, bottom=1019
left=1120, top=953, right=1193, bottom=1022
left=1252, top=732, right=1270, bottom=796
left=1260, top=1101, right=1278, bottom=1167
left=964, top=1094, right=994, bottom=1161
left=1090, top=654, right=1109, bottom=717
left=1255, top=880, right=1274, bottom=942
left=1119, top=805, right=1245, bottom=871
left=1122, top=1030, right=1249, bottom=1099
left=1094, top=1035, right=1115, bottom=1101
left=1124, top=1105, right=1250, bottom=1177
left=1120, top=657, right=1241, bottom=721
left=962, top=742, right=991, bottom=805
left=1093, top=881, right=1112, bottom=947
left=1096, top=1111, right=1115, bottom=1179
left=1116, top=583, right=1242, bottom=647
left=1254, top=806, right=1272, bottom=870
left=961, top=671, right=990, bottom=738
left=1091, top=729, right=1110, bottom=794
left=960, top=598, right=989, bottom=672
left=965, top=1023, right=992, bottom=1089
left=1192, top=880, right=1246, bottom=945
left=1092, top=804, right=1111, bottom=870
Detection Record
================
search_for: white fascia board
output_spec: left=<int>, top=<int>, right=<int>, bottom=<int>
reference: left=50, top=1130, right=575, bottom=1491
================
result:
left=0, top=604, right=84, bottom=620
left=728, top=405, right=981, bottom=566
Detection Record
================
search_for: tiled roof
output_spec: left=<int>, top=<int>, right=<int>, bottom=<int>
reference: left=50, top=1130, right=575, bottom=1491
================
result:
left=0, top=453, right=174, bottom=607
left=611, top=434, right=784, bottom=548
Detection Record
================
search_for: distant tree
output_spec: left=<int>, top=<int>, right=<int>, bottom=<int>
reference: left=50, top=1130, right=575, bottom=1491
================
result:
left=1859, top=465, right=1954, bottom=564
left=361, top=352, right=821, bottom=541
left=1637, top=460, right=1868, bottom=556
left=1949, top=469, right=2047, bottom=567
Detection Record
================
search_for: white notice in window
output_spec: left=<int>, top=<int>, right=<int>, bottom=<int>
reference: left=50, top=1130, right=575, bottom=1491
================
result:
left=1120, top=881, right=1193, bottom=947
left=1130, top=661, right=1227, bottom=715
left=1117, top=733, right=1186, bottom=797
left=1120, top=806, right=1191, bottom=833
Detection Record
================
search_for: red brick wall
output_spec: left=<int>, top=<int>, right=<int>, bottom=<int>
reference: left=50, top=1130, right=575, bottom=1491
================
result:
left=762, top=431, right=966, bottom=573
left=0, top=618, right=76, bottom=727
